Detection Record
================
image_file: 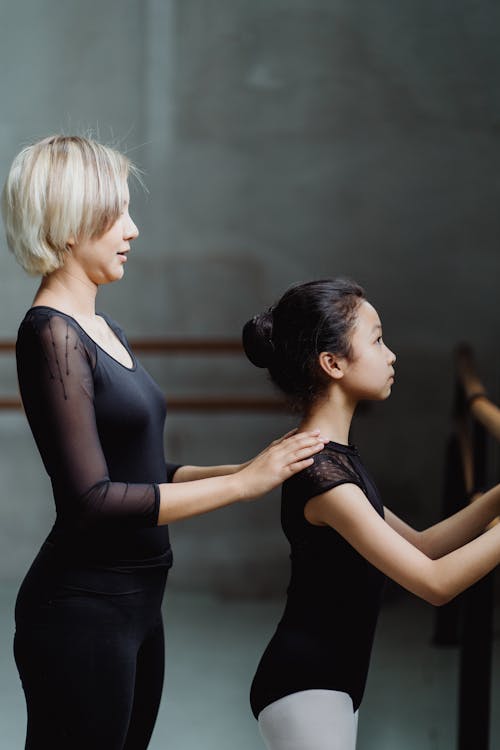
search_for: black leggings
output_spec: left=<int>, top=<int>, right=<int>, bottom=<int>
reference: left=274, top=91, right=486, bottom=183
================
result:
left=14, top=542, right=168, bottom=750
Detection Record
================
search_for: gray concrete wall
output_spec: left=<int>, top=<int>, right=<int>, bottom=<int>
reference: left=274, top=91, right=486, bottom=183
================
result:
left=0, top=0, right=499, bottom=594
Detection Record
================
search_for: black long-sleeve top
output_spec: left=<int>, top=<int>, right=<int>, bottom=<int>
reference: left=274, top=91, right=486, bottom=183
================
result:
left=16, top=306, right=180, bottom=569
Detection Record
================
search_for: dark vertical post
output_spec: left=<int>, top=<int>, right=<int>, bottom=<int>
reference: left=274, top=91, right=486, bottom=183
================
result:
left=432, top=434, right=465, bottom=646
left=458, top=419, right=492, bottom=750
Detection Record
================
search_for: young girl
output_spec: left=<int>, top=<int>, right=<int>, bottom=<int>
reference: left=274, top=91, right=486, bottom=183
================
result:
left=2, top=135, right=324, bottom=750
left=242, top=278, right=500, bottom=750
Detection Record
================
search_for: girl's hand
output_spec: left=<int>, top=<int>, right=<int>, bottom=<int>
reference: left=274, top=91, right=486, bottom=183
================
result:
left=235, top=430, right=324, bottom=500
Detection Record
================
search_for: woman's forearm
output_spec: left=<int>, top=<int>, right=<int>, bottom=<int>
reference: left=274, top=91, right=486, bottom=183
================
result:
left=157, top=429, right=325, bottom=524
left=157, top=473, right=246, bottom=524
left=172, top=464, right=247, bottom=482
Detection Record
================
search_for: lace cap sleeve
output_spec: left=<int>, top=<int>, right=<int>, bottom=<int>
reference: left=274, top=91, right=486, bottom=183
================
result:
left=285, top=447, right=364, bottom=502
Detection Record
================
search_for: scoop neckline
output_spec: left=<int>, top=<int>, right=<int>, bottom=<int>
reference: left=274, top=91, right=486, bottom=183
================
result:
left=28, top=305, right=137, bottom=372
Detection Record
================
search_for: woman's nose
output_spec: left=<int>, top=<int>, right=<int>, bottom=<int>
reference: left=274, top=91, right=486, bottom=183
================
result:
left=126, top=216, right=139, bottom=240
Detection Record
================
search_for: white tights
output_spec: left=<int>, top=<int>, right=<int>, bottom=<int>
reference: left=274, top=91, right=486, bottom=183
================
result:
left=258, top=690, right=359, bottom=750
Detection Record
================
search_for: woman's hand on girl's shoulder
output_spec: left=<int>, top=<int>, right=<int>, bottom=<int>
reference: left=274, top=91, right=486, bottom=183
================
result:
left=236, top=430, right=325, bottom=501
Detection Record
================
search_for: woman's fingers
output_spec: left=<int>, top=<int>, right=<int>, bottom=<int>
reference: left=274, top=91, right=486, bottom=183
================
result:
left=272, top=427, right=299, bottom=445
left=277, top=433, right=324, bottom=458
left=283, top=442, right=324, bottom=464
left=288, top=457, right=316, bottom=472
left=274, top=428, right=322, bottom=447
left=239, top=431, right=325, bottom=500
left=277, top=445, right=323, bottom=475
left=281, top=431, right=322, bottom=448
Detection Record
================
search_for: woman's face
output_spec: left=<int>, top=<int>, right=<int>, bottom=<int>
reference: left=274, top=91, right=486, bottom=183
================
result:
left=340, top=300, right=396, bottom=401
left=68, top=183, right=139, bottom=285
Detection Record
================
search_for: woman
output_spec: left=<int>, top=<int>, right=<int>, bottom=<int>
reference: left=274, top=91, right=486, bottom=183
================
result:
left=1, top=134, right=324, bottom=750
left=243, top=278, right=500, bottom=750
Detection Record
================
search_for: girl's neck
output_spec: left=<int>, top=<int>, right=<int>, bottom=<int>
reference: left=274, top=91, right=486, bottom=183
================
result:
left=33, top=266, right=98, bottom=320
left=299, top=390, right=357, bottom=446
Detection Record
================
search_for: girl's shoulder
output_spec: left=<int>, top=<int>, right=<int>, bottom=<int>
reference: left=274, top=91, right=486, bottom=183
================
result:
left=284, top=442, right=364, bottom=502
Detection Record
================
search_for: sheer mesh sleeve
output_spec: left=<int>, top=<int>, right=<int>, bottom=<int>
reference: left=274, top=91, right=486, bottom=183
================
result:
left=17, top=313, right=160, bottom=530
left=286, top=449, right=364, bottom=502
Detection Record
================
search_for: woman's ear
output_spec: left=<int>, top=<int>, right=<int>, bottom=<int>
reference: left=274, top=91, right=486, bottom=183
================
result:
left=318, top=351, right=345, bottom=380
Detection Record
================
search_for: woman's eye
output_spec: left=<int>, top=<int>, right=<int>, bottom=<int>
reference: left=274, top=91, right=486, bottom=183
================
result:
left=376, top=336, right=383, bottom=344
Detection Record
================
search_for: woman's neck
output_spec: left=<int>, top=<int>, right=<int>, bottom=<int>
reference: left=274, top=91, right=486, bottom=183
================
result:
left=33, top=266, right=98, bottom=320
left=299, top=390, right=357, bottom=446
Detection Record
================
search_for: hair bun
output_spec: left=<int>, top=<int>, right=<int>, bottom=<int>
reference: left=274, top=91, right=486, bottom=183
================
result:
left=242, top=311, right=275, bottom=368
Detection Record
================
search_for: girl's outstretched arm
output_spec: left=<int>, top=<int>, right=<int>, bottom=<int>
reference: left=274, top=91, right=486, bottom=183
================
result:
left=305, top=483, right=500, bottom=606
left=383, top=483, right=500, bottom=558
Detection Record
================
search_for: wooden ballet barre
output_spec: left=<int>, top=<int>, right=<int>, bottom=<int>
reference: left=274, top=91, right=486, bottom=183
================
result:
left=454, top=347, right=498, bottom=528
left=0, top=395, right=285, bottom=413
left=129, top=338, right=244, bottom=353
left=455, top=345, right=500, bottom=442
left=0, top=338, right=244, bottom=354
left=0, top=338, right=288, bottom=411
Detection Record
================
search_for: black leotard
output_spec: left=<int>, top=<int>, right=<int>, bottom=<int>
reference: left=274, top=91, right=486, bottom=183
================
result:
left=14, top=307, right=180, bottom=749
left=250, top=441, right=386, bottom=718
left=16, top=306, right=179, bottom=565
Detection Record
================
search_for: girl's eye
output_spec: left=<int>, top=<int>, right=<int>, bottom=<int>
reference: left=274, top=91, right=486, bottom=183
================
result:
left=376, top=336, right=383, bottom=345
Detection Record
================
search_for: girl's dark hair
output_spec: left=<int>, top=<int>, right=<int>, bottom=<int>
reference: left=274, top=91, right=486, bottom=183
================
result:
left=242, top=278, right=365, bottom=413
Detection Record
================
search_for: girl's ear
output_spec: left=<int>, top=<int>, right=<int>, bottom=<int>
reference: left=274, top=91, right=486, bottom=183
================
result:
left=318, top=351, right=345, bottom=380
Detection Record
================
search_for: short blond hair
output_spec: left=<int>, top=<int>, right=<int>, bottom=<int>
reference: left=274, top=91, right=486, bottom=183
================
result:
left=1, top=135, right=138, bottom=276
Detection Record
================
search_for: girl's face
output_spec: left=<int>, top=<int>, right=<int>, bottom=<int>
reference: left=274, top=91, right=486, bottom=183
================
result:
left=340, top=300, right=396, bottom=401
left=68, top=183, right=139, bottom=286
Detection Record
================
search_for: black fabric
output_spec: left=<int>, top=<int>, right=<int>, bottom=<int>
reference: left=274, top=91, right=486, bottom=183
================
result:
left=14, top=306, right=181, bottom=749
left=15, top=542, right=168, bottom=750
left=16, top=306, right=180, bottom=565
left=250, top=441, right=386, bottom=717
